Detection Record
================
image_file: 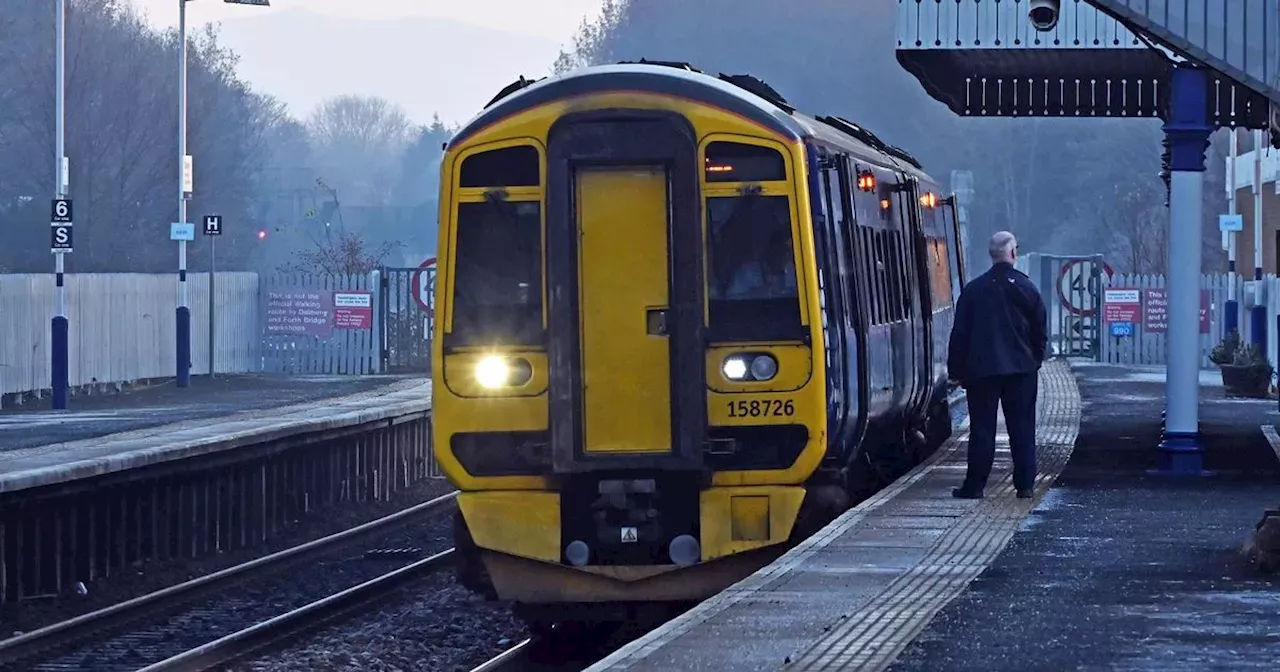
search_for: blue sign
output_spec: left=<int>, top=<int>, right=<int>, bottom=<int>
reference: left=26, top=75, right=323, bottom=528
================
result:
left=1110, top=322, right=1134, bottom=338
left=169, top=222, right=195, bottom=241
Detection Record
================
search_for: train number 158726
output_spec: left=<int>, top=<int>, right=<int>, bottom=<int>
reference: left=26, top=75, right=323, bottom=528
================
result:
left=726, top=399, right=795, bottom=418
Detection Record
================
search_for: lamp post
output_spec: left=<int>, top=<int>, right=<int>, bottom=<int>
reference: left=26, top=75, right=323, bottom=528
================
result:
left=52, top=0, right=69, bottom=409
left=176, top=0, right=270, bottom=388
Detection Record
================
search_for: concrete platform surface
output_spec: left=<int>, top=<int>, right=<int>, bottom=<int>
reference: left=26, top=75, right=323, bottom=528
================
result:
left=588, top=361, right=1081, bottom=672
left=0, top=376, right=431, bottom=495
left=888, top=362, right=1280, bottom=672
left=0, top=374, right=412, bottom=453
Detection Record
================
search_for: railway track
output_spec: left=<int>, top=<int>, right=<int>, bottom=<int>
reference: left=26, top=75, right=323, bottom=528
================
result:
left=0, top=491, right=459, bottom=672
left=468, top=638, right=534, bottom=672
left=140, top=549, right=456, bottom=672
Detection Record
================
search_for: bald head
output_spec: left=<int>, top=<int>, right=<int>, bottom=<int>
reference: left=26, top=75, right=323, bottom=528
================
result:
left=989, top=231, right=1017, bottom=264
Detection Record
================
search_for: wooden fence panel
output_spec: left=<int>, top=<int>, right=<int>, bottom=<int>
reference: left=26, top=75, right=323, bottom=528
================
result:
left=0, top=273, right=259, bottom=398
left=258, top=273, right=379, bottom=375
left=1101, top=272, right=1243, bottom=368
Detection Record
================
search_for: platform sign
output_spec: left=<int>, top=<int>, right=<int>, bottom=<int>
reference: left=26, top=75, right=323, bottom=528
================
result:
left=333, top=291, right=373, bottom=330
left=169, top=222, right=195, bottom=241
left=1102, top=288, right=1140, bottom=324
left=264, top=290, right=332, bottom=337
left=1143, top=289, right=1210, bottom=334
left=1109, top=322, right=1134, bottom=338
left=51, top=198, right=72, bottom=223
left=51, top=223, right=73, bottom=253
left=1219, top=213, right=1244, bottom=233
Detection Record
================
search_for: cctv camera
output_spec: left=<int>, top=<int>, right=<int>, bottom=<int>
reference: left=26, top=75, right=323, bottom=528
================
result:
left=1028, top=0, right=1060, bottom=32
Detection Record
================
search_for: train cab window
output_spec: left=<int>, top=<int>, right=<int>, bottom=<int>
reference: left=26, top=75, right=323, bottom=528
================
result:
left=459, top=146, right=540, bottom=188
left=449, top=197, right=543, bottom=343
left=704, top=142, right=787, bottom=183
left=706, top=193, right=805, bottom=341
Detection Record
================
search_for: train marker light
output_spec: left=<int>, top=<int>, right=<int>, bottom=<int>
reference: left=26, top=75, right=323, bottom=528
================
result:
left=856, top=171, right=876, bottom=192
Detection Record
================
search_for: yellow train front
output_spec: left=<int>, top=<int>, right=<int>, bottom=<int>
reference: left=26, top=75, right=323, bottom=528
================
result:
left=432, top=62, right=961, bottom=630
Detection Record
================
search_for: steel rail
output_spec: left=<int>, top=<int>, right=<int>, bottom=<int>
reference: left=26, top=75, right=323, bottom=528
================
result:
left=138, top=548, right=457, bottom=672
left=0, top=490, right=458, bottom=665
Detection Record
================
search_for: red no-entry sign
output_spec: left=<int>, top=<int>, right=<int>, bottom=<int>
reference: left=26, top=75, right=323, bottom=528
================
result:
left=410, top=257, right=436, bottom=315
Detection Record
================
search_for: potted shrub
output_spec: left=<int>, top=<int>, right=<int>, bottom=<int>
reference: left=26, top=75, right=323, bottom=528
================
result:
left=1212, top=332, right=1274, bottom=398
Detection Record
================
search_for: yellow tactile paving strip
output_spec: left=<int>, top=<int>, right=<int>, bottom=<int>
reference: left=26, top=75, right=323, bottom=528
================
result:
left=587, top=360, right=1080, bottom=672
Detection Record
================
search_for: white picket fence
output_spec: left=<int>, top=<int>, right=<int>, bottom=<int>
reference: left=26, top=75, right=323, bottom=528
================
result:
left=0, top=273, right=260, bottom=398
left=1100, top=272, right=1280, bottom=370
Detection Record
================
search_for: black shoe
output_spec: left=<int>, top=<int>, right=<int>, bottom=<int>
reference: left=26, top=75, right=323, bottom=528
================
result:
left=1016, top=489, right=1033, bottom=499
left=952, top=487, right=983, bottom=499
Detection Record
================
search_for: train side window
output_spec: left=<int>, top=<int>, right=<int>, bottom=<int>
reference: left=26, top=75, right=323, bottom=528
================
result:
left=872, top=230, right=890, bottom=325
left=855, top=226, right=878, bottom=326
left=940, top=202, right=965, bottom=296
left=879, top=230, right=898, bottom=322
left=931, top=237, right=953, bottom=309
left=449, top=197, right=543, bottom=343
left=706, top=194, right=805, bottom=341
left=459, top=146, right=540, bottom=188
left=891, top=230, right=910, bottom=320
left=705, top=142, right=787, bottom=183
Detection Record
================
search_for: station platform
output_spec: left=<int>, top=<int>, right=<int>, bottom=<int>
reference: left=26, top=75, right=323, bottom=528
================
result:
left=588, top=360, right=1280, bottom=671
left=0, top=374, right=409, bottom=452
left=0, top=376, right=432, bottom=495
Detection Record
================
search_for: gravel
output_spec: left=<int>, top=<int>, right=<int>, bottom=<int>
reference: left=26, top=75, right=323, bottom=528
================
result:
left=231, top=573, right=528, bottom=672
left=1, top=477, right=459, bottom=671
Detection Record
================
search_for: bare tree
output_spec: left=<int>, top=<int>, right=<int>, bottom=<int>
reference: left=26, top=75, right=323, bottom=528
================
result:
left=1104, top=179, right=1169, bottom=274
left=0, top=0, right=286, bottom=273
left=306, top=95, right=414, bottom=208
left=279, top=230, right=401, bottom=276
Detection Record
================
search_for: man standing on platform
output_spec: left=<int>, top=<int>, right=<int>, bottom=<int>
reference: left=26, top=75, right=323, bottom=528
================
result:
left=947, top=231, right=1048, bottom=500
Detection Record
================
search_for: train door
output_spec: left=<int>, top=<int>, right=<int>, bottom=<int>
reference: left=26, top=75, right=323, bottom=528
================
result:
left=576, top=167, right=672, bottom=454
left=891, top=175, right=928, bottom=416
left=544, top=114, right=707, bottom=473
left=942, top=198, right=967, bottom=290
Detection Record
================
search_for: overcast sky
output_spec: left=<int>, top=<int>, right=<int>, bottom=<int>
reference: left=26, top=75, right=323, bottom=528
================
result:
left=126, top=0, right=605, bottom=124
left=129, top=0, right=602, bottom=41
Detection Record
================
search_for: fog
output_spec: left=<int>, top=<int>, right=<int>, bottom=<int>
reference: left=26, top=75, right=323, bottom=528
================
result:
left=0, top=0, right=1232, bottom=278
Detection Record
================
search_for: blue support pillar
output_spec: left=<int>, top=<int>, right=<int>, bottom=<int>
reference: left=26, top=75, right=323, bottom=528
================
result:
left=1155, top=65, right=1212, bottom=476
left=1225, top=258, right=1239, bottom=335
left=1250, top=297, right=1267, bottom=354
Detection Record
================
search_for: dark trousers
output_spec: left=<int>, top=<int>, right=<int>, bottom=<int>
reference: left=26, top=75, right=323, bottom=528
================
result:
left=963, top=371, right=1039, bottom=493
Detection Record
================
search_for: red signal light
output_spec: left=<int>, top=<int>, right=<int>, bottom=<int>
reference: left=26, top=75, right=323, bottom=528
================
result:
left=257, top=229, right=267, bottom=240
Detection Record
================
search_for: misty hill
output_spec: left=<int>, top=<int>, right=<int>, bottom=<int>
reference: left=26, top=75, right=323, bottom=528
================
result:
left=213, top=9, right=560, bottom=124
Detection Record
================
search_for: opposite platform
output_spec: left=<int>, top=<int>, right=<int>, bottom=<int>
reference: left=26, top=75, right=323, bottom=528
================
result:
left=0, top=377, right=432, bottom=494
left=0, top=374, right=406, bottom=452
left=588, top=360, right=1080, bottom=672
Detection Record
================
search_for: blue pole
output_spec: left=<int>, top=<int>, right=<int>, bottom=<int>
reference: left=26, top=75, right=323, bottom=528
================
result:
left=1251, top=130, right=1267, bottom=353
left=1155, top=65, right=1211, bottom=476
left=1225, top=259, right=1239, bottom=335
left=1250, top=295, right=1267, bottom=355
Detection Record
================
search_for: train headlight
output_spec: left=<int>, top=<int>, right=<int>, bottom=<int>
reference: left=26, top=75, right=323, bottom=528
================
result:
left=721, top=353, right=778, bottom=382
left=722, top=357, right=749, bottom=381
left=475, top=356, right=533, bottom=388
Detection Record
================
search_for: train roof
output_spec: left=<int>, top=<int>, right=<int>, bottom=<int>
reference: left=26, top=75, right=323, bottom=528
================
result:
left=450, top=60, right=933, bottom=181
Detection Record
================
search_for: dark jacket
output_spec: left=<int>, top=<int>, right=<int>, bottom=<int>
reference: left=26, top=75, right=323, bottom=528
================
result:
left=947, top=262, right=1048, bottom=384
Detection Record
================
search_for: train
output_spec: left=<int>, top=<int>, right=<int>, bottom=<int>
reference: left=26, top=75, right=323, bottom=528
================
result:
left=430, top=60, right=969, bottom=634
